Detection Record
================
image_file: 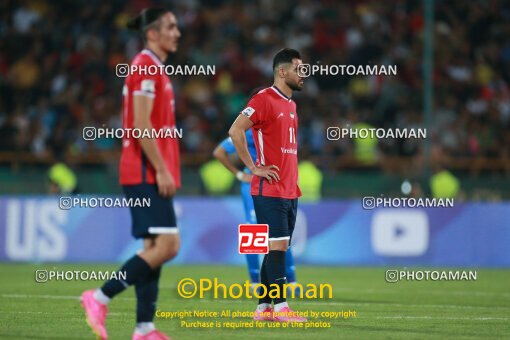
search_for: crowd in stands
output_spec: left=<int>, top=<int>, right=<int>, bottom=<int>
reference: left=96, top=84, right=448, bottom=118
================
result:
left=1, top=0, right=509, bottom=175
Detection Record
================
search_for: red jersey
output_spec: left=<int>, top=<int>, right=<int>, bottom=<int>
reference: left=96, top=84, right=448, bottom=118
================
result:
left=119, top=49, right=181, bottom=187
left=243, top=86, right=301, bottom=199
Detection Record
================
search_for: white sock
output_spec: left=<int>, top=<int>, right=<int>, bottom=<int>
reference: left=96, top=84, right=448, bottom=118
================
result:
left=274, top=302, right=289, bottom=312
left=135, top=322, right=155, bottom=335
left=93, top=288, right=111, bottom=305
left=256, top=303, right=271, bottom=311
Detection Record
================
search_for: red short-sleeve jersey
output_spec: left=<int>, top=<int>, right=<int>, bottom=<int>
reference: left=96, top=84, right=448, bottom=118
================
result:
left=242, top=86, right=301, bottom=199
left=119, top=49, right=181, bottom=187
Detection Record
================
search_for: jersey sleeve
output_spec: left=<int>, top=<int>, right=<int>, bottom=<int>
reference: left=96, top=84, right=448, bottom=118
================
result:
left=241, top=93, right=268, bottom=129
left=130, top=59, right=159, bottom=99
left=219, top=137, right=236, bottom=155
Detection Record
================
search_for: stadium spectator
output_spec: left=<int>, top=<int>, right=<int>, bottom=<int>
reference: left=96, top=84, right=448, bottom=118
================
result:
left=0, top=0, right=509, bottom=177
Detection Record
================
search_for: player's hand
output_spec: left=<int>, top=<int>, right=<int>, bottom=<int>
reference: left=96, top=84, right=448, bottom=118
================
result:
left=252, top=165, right=280, bottom=184
left=156, top=168, right=176, bottom=197
left=241, top=173, right=253, bottom=183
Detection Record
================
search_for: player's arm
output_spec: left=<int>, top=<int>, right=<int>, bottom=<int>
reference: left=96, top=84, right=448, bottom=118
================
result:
left=212, top=143, right=252, bottom=183
left=228, top=114, right=279, bottom=183
left=132, top=94, right=175, bottom=197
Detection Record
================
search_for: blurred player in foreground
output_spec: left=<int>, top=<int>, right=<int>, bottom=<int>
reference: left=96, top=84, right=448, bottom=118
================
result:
left=213, top=129, right=300, bottom=292
left=229, top=48, right=307, bottom=322
left=81, top=8, right=181, bottom=340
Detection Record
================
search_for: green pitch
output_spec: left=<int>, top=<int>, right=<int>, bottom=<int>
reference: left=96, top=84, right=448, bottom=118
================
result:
left=0, top=263, right=509, bottom=339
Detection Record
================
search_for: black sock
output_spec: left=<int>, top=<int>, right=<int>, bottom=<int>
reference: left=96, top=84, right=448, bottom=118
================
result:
left=258, top=254, right=272, bottom=305
left=266, top=250, right=287, bottom=305
left=135, top=266, right=161, bottom=323
left=101, top=255, right=152, bottom=298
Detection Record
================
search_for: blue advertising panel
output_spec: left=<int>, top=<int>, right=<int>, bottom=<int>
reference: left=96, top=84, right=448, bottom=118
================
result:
left=0, top=197, right=508, bottom=267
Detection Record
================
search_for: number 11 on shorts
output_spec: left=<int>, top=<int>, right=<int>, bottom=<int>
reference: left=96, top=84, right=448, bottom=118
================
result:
left=238, top=224, right=269, bottom=254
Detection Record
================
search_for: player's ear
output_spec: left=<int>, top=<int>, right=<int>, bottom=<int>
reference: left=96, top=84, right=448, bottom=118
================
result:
left=278, top=66, right=286, bottom=79
left=146, top=28, right=158, bottom=42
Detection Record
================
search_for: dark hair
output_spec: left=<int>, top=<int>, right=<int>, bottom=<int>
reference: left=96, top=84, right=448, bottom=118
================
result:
left=127, top=8, right=169, bottom=32
left=272, top=48, right=301, bottom=72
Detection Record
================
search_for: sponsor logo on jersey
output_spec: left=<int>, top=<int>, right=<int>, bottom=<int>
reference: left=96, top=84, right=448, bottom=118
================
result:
left=242, top=107, right=255, bottom=117
left=141, top=79, right=155, bottom=93
left=281, top=147, right=298, bottom=154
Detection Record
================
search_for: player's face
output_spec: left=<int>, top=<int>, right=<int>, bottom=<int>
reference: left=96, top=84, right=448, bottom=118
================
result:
left=284, top=58, right=304, bottom=91
left=155, top=12, right=181, bottom=53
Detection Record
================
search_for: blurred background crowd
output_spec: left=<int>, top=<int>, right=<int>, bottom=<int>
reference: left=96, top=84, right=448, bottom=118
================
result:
left=1, top=0, right=509, bottom=197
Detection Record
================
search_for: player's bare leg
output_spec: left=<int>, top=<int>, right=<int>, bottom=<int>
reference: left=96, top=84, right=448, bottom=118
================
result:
left=138, top=234, right=180, bottom=268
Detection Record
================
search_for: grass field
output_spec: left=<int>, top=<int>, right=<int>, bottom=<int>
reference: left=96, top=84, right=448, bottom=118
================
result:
left=0, top=263, right=509, bottom=339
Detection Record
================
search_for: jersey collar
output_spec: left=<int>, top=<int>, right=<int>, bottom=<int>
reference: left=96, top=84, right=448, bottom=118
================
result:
left=271, top=85, right=291, bottom=102
left=141, top=48, right=164, bottom=65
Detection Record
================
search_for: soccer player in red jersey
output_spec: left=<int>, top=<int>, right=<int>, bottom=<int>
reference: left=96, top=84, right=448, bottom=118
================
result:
left=81, top=8, right=180, bottom=340
left=229, top=48, right=307, bottom=322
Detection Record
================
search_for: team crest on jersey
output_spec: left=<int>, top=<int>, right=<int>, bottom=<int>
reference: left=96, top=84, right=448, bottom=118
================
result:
left=242, top=107, right=255, bottom=117
left=290, top=112, right=295, bottom=118
left=141, top=79, right=155, bottom=93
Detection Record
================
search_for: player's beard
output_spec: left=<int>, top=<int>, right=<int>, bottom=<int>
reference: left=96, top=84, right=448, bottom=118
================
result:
left=286, top=79, right=303, bottom=91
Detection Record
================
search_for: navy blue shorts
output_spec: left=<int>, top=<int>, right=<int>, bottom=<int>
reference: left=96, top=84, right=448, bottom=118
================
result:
left=122, top=183, right=178, bottom=239
left=252, top=195, right=298, bottom=241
